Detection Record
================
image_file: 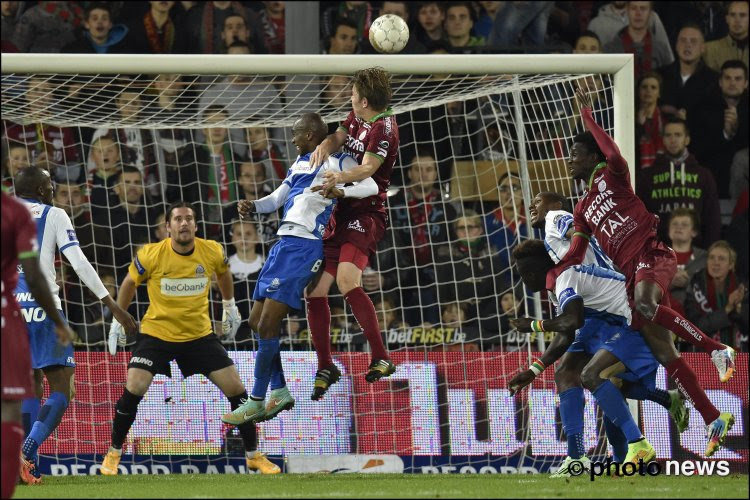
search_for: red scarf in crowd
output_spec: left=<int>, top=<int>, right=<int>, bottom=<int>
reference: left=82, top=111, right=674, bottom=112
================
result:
left=42, top=1, right=83, bottom=28
left=622, top=28, right=653, bottom=81
left=408, top=189, right=438, bottom=266
left=639, top=107, right=663, bottom=169
left=144, top=11, right=175, bottom=54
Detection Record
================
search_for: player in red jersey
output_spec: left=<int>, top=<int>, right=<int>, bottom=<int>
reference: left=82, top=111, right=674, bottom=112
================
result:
left=1, top=191, right=74, bottom=495
left=306, top=67, right=399, bottom=400
left=551, top=88, right=736, bottom=453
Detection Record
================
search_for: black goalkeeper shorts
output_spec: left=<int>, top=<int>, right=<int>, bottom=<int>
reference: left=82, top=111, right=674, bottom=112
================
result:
left=128, top=333, right=234, bottom=378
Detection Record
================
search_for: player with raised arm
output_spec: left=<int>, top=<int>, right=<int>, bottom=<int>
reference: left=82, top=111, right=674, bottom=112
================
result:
left=306, top=67, right=399, bottom=399
left=221, top=113, right=378, bottom=425
left=1, top=190, right=75, bottom=497
left=508, top=240, right=733, bottom=466
left=528, top=192, right=688, bottom=477
left=552, top=86, right=736, bottom=453
left=101, top=202, right=279, bottom=475
left=10, top=167, right=137, bottom=485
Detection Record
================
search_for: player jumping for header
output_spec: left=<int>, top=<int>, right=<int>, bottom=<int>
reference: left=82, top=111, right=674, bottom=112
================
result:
left=551, top=86, right=736, bottom=454
left=306, top=67, right=400, bottom=400
left=221, top=113, right=377, bottom=425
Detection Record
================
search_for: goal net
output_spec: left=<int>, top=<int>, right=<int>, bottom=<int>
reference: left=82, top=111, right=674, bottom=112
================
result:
left=7, top=53, right=738, bottom=476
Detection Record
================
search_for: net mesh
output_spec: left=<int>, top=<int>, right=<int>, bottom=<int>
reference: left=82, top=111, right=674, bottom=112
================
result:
left=2, top=68, right=629, bottom=474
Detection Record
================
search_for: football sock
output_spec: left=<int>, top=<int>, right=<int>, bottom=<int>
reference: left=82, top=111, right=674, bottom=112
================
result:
left=269, top=351, right=286, bottom=390
left=252, top=337, right=279, bottom=400
left=592, top=381, right=642, bottom=443
left=344, top=287, right=389, bottom=361
left=653, top=305, right=724, bottom=353
left=22, top=397, right=41, bottom=436
left=306, top=297, right=333, bottom=370
left=228, top=392, right=257, bottom=452
left=623, top=383, right=671, bottom=411
left=23, top=391, right=68, bottom=460
left=602, top=416, right=628, bottom=463
left=1, top=422, right=24, bottom=499
left=666, top=358, right=720, bottom=425
left=111, top=389, right=143, bottom=449
left=559, top=387, right=586, bottom=459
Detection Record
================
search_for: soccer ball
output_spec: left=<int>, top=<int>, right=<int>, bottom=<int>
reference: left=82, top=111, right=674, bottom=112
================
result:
left=368, top=14, right=410, bottom=54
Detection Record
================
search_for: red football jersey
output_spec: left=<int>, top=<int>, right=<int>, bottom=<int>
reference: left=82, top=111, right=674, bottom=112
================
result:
left=337, top=109, right=399, bottom=215
left=1, top=191, right=38, bottom=313
left=572, top=108, right=659, bottom=267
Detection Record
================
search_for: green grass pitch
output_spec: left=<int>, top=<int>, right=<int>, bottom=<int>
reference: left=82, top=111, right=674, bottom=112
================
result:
left=11, top=473, right=749, bottom=498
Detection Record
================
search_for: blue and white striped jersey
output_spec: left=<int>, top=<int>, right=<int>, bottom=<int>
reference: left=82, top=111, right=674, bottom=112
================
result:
left=544, top=209, right=615, bottom=270
left=549, top=264, right=632, bottom=324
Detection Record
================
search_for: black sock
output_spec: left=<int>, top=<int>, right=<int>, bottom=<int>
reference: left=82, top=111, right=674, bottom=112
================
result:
left=228, top=393, right=257, bottom=453
left=112, top=389, right=143, bottom=449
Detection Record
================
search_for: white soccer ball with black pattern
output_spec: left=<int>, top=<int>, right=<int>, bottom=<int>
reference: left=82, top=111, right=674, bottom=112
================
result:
left=369, top=14, right=409, bottom=54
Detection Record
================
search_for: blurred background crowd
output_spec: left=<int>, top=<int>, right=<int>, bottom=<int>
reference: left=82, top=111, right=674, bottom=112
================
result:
left=1, top=1, right=748, bottom=354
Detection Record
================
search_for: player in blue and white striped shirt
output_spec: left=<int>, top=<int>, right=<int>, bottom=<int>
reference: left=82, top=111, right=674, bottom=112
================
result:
left=222, top=113, right=377, bottom=426
left=12, top=166, right=137, bottom=484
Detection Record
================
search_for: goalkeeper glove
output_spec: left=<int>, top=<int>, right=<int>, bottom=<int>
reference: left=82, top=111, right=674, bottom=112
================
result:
left=222, top=298, right=241, bottom=340
left=108, top=319, right=127, bottom=356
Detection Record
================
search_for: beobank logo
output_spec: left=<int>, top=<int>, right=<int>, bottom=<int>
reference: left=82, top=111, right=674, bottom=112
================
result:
left=160, top=277, right=208, bottom=296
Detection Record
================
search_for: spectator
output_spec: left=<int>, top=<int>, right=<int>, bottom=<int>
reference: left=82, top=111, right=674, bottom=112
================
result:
left=478, top=123, right=514, bottom=161
left=149, top=73, right=193, bottom=121
left=727, top=196, right=749, bottom=282
left=87, top=135, right=122, bottom=218
left=637, top=118, right=721, bottom=247
left=635, top=71, right=665, bottom=169
left=52, top=180, right=113, bottom=269
left=474, top=1, right=500, bottom=40
left=12, top=0, right=83, bottom=52
left=685, top=240, right=748, bottom=351
left=1, top=141, right=30, bottom=188
left=61, top=2, right=130, bottom=54
left=730, top=147, right=749, bottom=205
left=658, top=24, right=719, bottom=121
left=483, top=172, right=530, bottom=273
left=489, top=1, right=553, bottom=48
left=415, top=1, right=446, bottom=47
left=245, top=126, right=287, bottom=184
left=444, top=2, right=484, bottom=50
left=109, top=166, right=158, bottom=279
left=588, top=1, right=671, bottom=49
left=1, top=1, right=23, bottom=49
left=126, top=1, right=183, bottom=54
left=603, top=1, right=674, bottom=81
left=258, top=1, right=284, bottom=54
left=704, top=1, right=749, bottom=73
left=199, top=41, right=283, bottom=128
left=690, top=59, right=749, bottom=197
left=222, top=161, right=278, bottom=251
left=181, top=2, right=267, bottom=54
left=325, top=17, right=359, bottom=54
left=481, top=289, right=525, bottom=349
left=665, top=208, right=707, bottom=314
left=225, top=218, right=265, bottom=342
left=389, top=150, right=456, bottom=325
left=436, top=209, right=505, bottom=326
left=322, top=75, right=352, bottom=112
left=572, top=30, right=602, bottom=54
left=321, top=1, right=374, bottom=43
left=374, top=296, right=408, bottom=339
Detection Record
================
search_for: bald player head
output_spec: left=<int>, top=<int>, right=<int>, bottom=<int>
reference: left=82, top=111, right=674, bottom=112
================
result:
left=14, top=166, right=55, bottom=205
left=291, top=112, right=329, bottom=156
left=529, top=191, right=567, bottom=229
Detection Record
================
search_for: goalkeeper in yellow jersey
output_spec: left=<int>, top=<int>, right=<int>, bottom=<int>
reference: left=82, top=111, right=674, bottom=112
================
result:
left=100, top=201, right=280, bottom=475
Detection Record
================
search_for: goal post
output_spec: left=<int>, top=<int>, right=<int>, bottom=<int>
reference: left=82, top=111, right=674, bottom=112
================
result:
left=1, top=52, right=656, bottom=476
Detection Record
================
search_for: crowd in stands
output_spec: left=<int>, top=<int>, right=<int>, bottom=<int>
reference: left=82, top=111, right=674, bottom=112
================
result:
left=1, top=1, right=748, bottom=354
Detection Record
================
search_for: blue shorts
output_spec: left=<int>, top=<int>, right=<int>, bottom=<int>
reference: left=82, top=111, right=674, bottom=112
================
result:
left=566, top=310, right=607, bottom=356
left=601, top=325, right=659, bottom=390
left=253, top=236, right=324, bottom=310
left=24, top=308, right=75, bottom=370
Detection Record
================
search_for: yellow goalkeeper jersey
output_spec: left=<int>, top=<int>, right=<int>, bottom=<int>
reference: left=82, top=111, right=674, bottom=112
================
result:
left=128, top=238, right=229, bottom=342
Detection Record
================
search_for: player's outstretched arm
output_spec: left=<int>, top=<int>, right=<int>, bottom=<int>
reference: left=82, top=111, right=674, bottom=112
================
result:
left=313, top=175, right=378, bottom=200
left=511, top=297, right=584, bottom=368
left=309, top=129, right=347, bottom=167
left=20, top=254, right=75, bottom=346
left=575, top=86, right=627, bottom=175
left=244, top=183, right=291, bottom=215
left=316, top=154, right=383, bottom=191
